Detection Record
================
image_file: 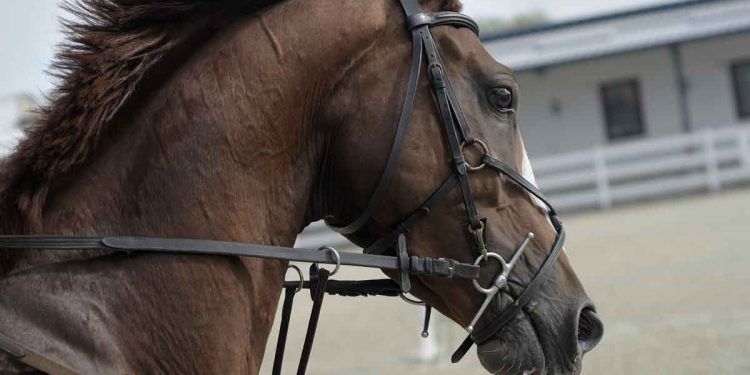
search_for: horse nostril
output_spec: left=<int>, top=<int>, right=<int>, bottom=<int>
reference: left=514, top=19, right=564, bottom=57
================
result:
left=577, top=307, right=604, bottom=353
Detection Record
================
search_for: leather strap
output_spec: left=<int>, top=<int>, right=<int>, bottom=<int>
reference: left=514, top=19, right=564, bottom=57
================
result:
left=0, top=236, right=480, bottom=280
left=284, top=279, right=401, bottom=297
left=325, top=25, right=424, bottom=235
left=296, top=268, right=330, bottom=375
left=363, top=174, right=457, bottom=256
left=406, top=12, right=479, bottom=35
left=483, top=155, right=558, bottom=216
left=272, top=287, right=297, bottom=375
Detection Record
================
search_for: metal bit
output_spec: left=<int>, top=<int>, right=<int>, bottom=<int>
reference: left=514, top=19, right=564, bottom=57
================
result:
left=466, top=232, right=535, bottom=334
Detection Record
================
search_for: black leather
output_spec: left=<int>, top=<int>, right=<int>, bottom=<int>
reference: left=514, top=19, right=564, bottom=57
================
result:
left=272, top=287, right=297, bottom=375
left=407, top=12, right=480, bottom=35
left=0, top=236, right=481, bottom=280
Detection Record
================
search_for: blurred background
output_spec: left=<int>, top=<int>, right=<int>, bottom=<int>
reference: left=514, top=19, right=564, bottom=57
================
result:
left=2, top=0, right=749, bottom=373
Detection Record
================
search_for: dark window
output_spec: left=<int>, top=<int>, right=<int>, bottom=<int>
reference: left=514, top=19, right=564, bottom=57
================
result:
left=732, top=60, right=750, bottom=119
left=600, top=79, right=645, bottom=141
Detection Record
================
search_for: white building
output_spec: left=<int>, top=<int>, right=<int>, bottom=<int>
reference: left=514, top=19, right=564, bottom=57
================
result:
left=302, top=0, right=750, bottom=247
left=483, top=0, right=750, bottom=157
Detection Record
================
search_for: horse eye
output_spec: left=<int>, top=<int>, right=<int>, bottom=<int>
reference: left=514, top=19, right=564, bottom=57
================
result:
left=489, top=88, right=514, bottom=110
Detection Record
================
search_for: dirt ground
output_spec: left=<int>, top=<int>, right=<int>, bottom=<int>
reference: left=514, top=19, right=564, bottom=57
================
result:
left=261, top=188, right=750, bottom=374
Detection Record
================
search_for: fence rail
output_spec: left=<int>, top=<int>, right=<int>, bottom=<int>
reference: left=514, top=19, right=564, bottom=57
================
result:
left=534, top=124, right=750, bottom=212
left=297, top=124, right=750, bottom=248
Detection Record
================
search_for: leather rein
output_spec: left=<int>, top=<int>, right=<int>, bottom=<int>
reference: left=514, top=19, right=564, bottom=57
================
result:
left=0, top=0, right=565, bottom=373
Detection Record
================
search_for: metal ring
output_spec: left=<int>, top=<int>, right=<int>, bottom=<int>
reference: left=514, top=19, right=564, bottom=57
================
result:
left=460, top=139, right=489, bottom=172
left=317, top=246, right=341, bottom=277
left=285, top=265, right=305, bottom=294
left=400, top=292, right=426, bottom=306
left=472, top=252, right=508, bottom=294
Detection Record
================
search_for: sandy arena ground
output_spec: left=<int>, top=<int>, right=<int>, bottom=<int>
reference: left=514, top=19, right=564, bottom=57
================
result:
left=261, top=188, right=750, bottom=374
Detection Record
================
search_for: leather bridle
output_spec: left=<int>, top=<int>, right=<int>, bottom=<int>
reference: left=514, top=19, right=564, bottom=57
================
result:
left=0, top=0, right=565, bottom=373
left=326, top=0, right=567, bottom=363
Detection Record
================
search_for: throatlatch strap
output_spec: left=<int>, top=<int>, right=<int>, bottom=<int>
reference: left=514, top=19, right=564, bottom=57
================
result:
left=325, top=22, right=424, bottom=235
left=272, top=286, right=298, bottom=375
left=296, top=268, right=331, bottom=375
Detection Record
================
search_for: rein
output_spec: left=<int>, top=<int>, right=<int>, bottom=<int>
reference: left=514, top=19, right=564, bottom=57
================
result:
left=0, top=0, right=566, bottom=373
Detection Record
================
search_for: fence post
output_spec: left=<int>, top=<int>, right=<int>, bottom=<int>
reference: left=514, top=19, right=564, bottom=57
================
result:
left=594, top=148, right=612, bottom=209
left=703, top=128, right=721, bottom=192
left=740, top=128, right=750, bottom=170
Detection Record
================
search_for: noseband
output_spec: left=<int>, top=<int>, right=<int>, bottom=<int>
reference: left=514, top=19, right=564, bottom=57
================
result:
left=326, top=0, right=566, bottom=362
left=0, top=0, right=565, bottom=372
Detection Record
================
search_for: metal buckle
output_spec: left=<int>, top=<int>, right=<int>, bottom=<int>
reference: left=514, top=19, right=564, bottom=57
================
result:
left=460, top=139, right=489, bottom=172
left=439, top=258, right=456, bottom=278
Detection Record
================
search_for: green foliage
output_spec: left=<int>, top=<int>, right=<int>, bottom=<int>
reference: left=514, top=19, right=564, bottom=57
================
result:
left=476, top=10, right=550, bottom=36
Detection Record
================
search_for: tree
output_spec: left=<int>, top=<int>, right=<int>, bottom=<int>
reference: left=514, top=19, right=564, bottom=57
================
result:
left=476, top=10, right=550, bottom=36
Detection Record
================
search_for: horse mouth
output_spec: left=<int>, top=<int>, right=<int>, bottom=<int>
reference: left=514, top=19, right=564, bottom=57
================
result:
left=476, top=314, right=547, bottom=375
left=477, top=304, right=602, bottom=374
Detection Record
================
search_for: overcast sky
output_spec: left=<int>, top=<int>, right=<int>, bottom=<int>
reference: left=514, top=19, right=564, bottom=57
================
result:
left=0, top=0, right=679, bottom=101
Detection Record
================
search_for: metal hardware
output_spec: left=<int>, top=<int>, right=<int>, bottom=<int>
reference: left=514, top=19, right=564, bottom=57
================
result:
left=466, top=233, right=535, bottom=334
left=467, top=221, right=488, bottom=259
left=460, top=139, right=489, bottom=172
left=316, top=246, right=341, bottom=277
left=285, top=265, right=305, bottom=294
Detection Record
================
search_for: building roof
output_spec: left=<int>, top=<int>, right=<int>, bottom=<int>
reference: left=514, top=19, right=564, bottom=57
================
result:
left=482, top=0, right=750, bottom=71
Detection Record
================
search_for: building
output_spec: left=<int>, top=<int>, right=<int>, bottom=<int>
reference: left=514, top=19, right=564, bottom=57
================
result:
left=301, top=0, right=750, bottom=247
left=482, top=0, right=750, bottom=157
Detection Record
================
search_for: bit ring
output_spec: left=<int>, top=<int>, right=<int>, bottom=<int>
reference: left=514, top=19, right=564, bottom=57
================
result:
left=472, top=252, right=508, bottom=294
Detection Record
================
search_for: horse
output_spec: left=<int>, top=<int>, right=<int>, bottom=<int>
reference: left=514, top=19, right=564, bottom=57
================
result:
left=0, top=0, right=603, bottom=373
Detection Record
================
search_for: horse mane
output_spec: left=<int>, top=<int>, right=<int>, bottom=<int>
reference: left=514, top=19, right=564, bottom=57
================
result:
left=0, top=0, right=462, bottom=231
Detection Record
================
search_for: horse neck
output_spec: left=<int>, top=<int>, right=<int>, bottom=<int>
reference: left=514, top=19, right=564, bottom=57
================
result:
left=0, top=0, right=392, bottom=271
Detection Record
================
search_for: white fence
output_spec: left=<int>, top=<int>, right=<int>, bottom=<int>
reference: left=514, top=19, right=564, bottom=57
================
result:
left=533, top=124, right=750, bottom=212
left=297, top=124, right=750, bottom=248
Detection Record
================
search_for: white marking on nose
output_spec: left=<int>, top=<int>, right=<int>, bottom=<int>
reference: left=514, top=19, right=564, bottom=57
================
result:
left=519, top=139, right=566, bottom=253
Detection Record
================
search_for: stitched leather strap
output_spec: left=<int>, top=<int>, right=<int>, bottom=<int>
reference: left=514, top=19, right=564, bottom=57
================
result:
left=0, top=236, right=479, bottom=280
left=296, top=268, right=330, bottom=375
left=272, top=287, right=297, bottom=375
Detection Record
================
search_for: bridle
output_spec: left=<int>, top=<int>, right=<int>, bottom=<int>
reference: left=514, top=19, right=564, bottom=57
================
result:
left=326, top=0, right=566, bottom=363
left=0, top=0, right=564, bottom=373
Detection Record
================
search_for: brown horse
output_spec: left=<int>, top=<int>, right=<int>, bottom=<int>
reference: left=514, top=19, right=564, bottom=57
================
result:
left=0, top=0, right=602, bottom=373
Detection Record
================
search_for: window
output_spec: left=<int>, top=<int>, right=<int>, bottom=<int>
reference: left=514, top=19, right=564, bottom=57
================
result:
left=732, top=60, right=750, bottom=119
left=600, top=79, right=645, bottom=141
